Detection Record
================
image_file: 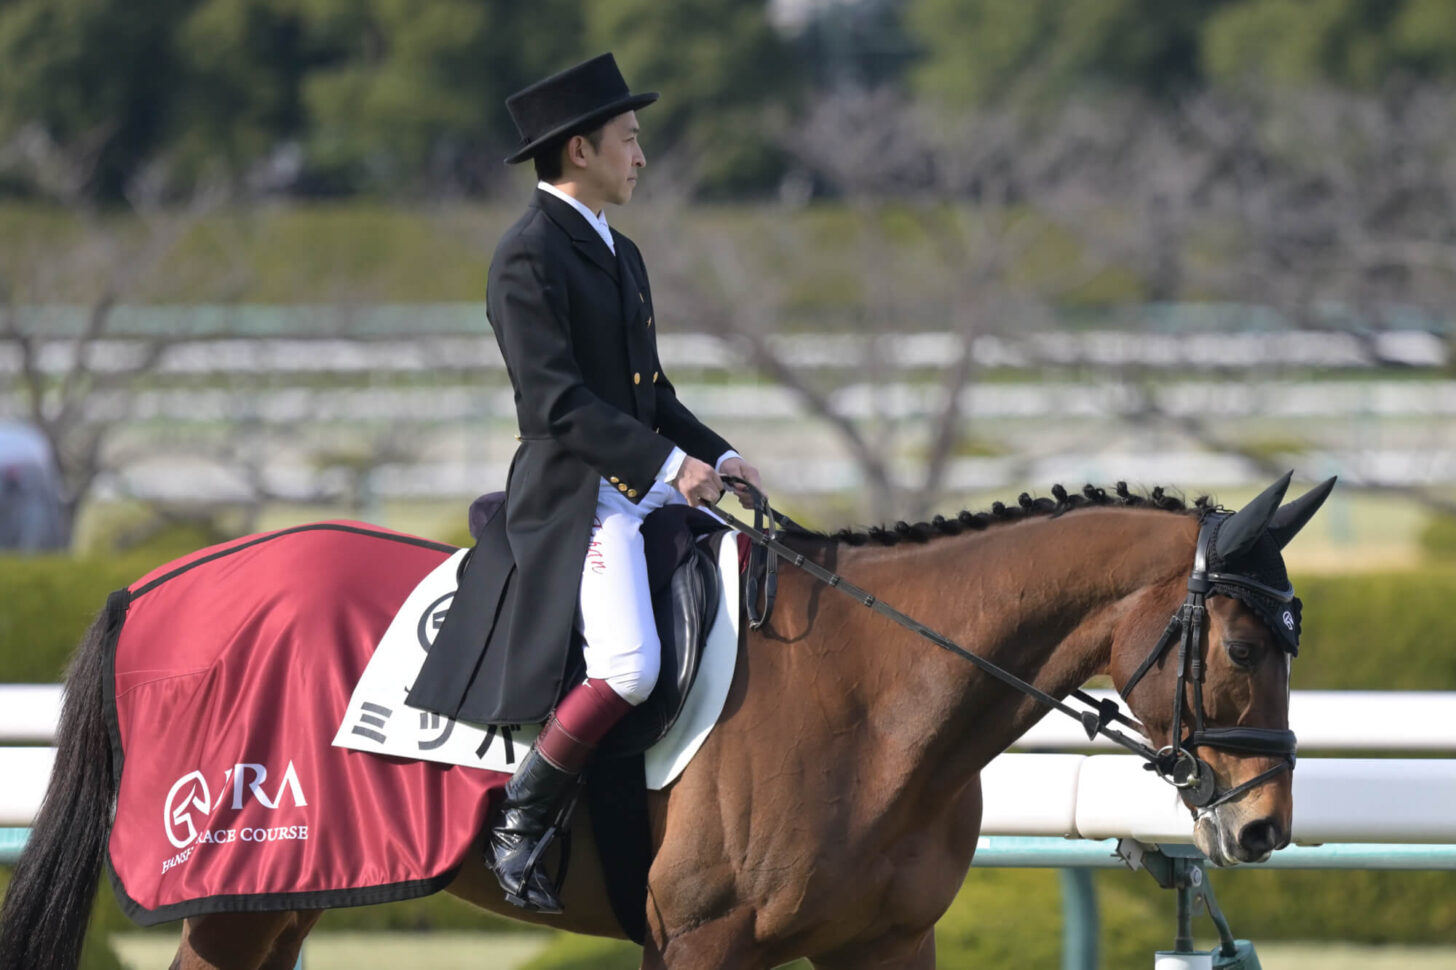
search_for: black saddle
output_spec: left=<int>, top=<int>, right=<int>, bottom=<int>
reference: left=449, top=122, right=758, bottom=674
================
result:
left=466, top=493, right=727, bottom=756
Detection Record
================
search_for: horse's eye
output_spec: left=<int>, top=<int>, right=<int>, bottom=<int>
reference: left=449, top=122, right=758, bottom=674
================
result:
left=1226, top=641, right=1257, bottom=668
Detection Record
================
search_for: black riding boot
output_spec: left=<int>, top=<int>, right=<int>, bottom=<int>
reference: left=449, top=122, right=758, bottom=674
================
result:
left=484, top=741, right=579, bottom=913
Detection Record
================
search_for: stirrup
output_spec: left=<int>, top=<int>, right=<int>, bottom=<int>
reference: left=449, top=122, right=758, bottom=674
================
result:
left=501, top=778, right=583, bottom=913
left=503, top=823, right=563, bottom=912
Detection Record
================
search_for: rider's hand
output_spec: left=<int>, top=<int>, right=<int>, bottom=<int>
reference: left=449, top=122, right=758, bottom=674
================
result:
left=670, top=456, right=724, bottom=508
left=718, top=457, right=763, bottom=510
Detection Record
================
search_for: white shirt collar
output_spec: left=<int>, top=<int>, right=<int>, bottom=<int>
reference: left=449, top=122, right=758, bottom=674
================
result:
left=537, top=181, right=614, bottom=254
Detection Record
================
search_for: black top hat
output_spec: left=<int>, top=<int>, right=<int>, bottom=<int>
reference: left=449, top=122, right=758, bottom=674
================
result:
left=504, top=53, right=658, bottom=165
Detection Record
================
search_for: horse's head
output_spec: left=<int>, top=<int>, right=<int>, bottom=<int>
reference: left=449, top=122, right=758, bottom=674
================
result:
left=1113, top=473, right=1336, bottom=867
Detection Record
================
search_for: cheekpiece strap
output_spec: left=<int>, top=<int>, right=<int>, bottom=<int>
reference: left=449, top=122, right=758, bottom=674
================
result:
left=1118, top=613, right=1183, bottom=701
left=1187, top=512, right=1225, bottom=595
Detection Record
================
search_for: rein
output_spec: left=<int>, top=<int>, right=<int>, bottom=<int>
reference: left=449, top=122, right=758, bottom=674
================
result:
left=715, top=478, right=1297, bottom=816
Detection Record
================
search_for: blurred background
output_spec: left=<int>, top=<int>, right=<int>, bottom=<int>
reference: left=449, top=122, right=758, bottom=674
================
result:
left=2, top=1, right=1455, bottom=967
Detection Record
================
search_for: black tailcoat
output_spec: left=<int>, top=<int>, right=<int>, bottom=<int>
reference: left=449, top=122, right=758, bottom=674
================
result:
left=407, top=190, right=733, bottom=724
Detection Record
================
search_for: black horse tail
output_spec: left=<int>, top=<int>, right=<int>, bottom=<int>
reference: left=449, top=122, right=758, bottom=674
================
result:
left=0, top=593, right=125, bottom=970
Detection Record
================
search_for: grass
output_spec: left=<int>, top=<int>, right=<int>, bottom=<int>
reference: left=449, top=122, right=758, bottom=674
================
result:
left=1252, top=943, right=1456, bottom=969
left=104, top=931, right=1456, bottom=969
left=0, top=199, right=1151, bottom=308
left=109, top=931, right=551, bottom=970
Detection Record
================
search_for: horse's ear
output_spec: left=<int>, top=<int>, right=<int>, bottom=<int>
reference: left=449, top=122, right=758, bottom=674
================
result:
left=1267, top=475, right=1337, bottom=549
left=1216, top=471, right=1293, bottom=561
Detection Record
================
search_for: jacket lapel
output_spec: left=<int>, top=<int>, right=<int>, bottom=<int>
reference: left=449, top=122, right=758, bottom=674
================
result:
left=533, top=189, right=618, bottom=282
left=616, top=237, right=646, bottom=327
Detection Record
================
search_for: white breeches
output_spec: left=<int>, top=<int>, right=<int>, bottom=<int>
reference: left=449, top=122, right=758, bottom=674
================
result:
left=578, top=479, right=686, bottom=706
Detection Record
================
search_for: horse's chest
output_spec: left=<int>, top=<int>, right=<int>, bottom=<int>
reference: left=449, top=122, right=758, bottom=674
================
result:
left=752, top=791, right=978, bottom=947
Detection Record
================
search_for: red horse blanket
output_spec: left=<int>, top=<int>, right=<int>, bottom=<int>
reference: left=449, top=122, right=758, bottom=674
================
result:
left=104, top=522, right=508, bottom=924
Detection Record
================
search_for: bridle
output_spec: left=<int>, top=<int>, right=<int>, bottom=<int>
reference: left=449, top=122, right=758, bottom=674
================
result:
left=1116, top=510, right=1297, bottom=815
left=716, top=479, right=1297, bottom=816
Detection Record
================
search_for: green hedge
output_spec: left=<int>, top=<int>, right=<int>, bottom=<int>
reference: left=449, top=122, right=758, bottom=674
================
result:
left=1294, top=568, right=1456, bottom=690
left=0, top=524, right=226, bottom=681
left=4, top=551, right=1455, bottom=961
left=8, top=556, right=1455, bottom=688
left=0, top=554, right=159, bottom=682
left=1421, top=514, right=1456, bottom=563
left=0, top=870, right=126, bottom=970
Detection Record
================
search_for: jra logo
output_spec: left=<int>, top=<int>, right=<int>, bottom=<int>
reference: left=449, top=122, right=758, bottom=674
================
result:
left=164, top=771, right=212, bottom=849
left=163, top=761, right=308, bottom=849
left=226, top=762, right=308, bottom=810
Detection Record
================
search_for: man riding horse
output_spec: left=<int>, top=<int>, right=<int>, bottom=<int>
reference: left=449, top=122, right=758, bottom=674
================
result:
left=406, top=53, right=763, bottom=915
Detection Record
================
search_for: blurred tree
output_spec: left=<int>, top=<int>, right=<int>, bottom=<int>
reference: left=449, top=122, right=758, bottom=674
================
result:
left=0, top=0, right=802, bottom=199
left=0, top=187, right=230, bottom=539
left=1203, top=0, right=1456, bottom=89
left=905, top=0, right=1232, bottom=107
left=0, top=0, right=197, bottom=200
left=179, top=0, right=803, bottom=197
left=782, top=0, right=918, bottom=92
left=0, top=0, right=593, bottom=199
left=293, top=0, right=587, bottom=194
left=170, top=0, right=323, bottom=189
left=904, top=0, right=1456, bottom=106
left=633, top=90, right=1135, bottom=520
left=586, top=0, right=801, bottom=196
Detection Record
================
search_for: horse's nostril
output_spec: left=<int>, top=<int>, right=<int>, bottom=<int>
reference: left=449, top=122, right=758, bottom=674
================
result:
left=1238, top=819, right=1281, bottom=856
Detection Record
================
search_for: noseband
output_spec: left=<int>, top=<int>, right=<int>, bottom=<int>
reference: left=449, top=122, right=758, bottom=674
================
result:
left=1118, top=512, right=1298, bottom=814
left=717, top=481, right=1298, bottom=816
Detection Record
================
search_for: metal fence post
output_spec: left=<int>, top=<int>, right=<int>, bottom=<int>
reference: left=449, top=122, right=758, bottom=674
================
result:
left=1059, top=866, right=1099, bottom=970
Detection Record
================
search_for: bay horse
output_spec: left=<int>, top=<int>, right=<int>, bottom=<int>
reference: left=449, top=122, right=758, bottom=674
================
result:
left=0, top=475, right=1334, bottom=970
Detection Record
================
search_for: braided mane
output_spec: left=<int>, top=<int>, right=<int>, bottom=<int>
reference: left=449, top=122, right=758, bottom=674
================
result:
left=789, top=483, right=1214, bottom=547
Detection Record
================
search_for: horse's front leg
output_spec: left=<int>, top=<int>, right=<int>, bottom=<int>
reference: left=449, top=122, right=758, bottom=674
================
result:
left=642, top=903, right=770, bottom=970
left=171, top=910, right=322, bottom=970
left=809, top=929, right=935, bottom=970
left=806, top=776, right=982, bottom=970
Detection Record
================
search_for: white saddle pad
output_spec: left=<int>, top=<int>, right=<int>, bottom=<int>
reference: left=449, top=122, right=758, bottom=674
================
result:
left=333, top=535, right=741, bottom=790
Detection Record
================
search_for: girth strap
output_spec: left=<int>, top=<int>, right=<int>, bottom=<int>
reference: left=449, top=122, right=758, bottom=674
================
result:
left=742, top=493, right=779, bottom=629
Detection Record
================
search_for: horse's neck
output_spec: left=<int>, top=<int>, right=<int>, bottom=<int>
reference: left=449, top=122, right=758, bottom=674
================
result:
left=827, top=508, right=1196, bottom=785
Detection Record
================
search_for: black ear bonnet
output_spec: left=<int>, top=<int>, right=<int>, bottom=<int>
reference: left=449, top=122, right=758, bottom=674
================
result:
left=1205, top=517, right=1302, bottom=654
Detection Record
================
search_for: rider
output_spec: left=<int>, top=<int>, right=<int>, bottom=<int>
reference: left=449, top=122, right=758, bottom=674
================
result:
left=408, top=53, right=762, bottom=914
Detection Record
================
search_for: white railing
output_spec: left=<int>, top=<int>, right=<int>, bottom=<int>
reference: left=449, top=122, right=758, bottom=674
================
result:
left=981, top=752, right=1456, bottom=845
left=1013, top=689, right=1456, bottom=753
left=2, top=325, right=1447, bottom=377
left=985, top=689, right=1456, bottom=848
